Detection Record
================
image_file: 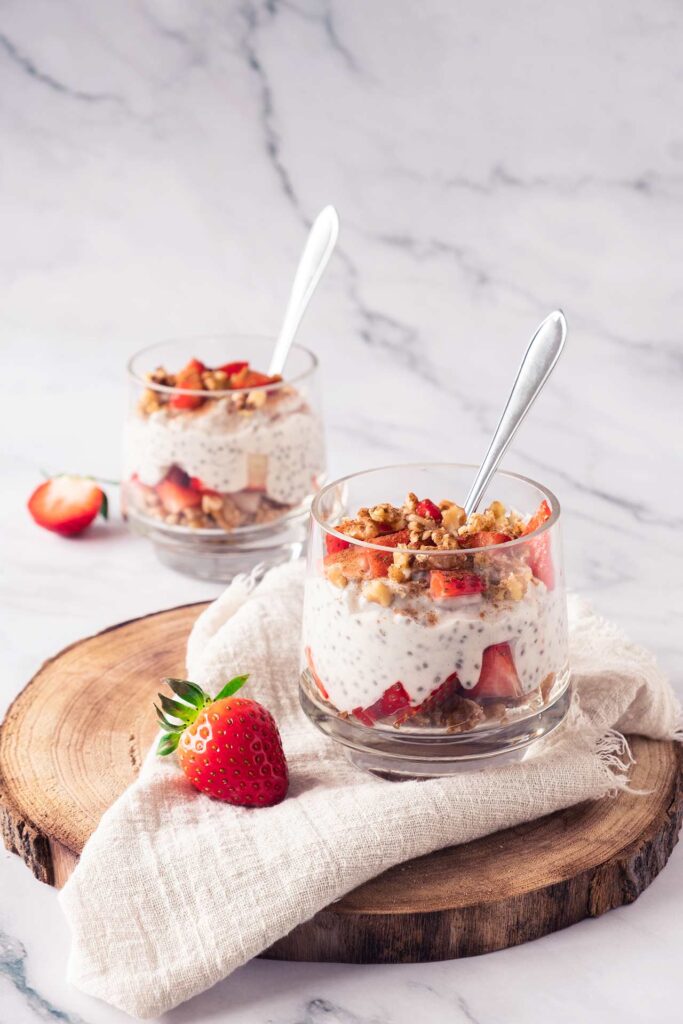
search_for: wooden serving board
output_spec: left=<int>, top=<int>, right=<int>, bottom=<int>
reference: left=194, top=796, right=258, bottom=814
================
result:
left=1, top=603, right=681, bottom=964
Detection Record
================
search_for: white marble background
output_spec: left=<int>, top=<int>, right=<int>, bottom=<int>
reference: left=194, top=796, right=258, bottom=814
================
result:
left=1, top=1, right=682, bottom=1021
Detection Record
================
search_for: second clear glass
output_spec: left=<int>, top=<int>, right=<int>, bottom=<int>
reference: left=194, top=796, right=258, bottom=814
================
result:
left=122, top=335, right=325, bottom=580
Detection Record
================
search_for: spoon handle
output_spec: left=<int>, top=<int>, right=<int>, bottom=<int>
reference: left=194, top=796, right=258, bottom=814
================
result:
left=464, top=310, right=567, bottom=518
left=268, top=205, right=340, bottom=377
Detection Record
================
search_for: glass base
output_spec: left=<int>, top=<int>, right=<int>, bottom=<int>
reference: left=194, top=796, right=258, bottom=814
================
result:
left=126, top=507, right=307, bottom=582
left=299, top=678, right=572, bottom=778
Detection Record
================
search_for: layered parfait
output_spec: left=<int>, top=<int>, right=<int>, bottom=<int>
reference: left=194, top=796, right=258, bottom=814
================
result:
left=302, top=487, right=568, bottom=735
left=123, top=351, right=325, bottom=533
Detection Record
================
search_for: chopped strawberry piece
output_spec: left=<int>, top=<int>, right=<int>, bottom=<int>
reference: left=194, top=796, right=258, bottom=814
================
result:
left=522, top=499, right=552, bottom=536
left=469, top=643, right=523, bottom=701
left=27, top=475, right=106, bottom=537
left=429, top=570, right=485, bottom=599
left=156, top=468, right=203, bottom=513
left=415, top=499, right=442, bottom=522
left=305, top=646, right=329, bottom=700
left=230, top=366, right=280, bottom=389
left=188, top=476, right=219, bottom=495
left=218, top=360, right=249, bottom=377
left=458, top=531, right=512, bottom=548
left=170, top=358, right=205, bottom=410
left=530, top=539, right=554, bottom=589
left=415, top=672, right=461, bottom=716
left=352, top=682, right=412, bottom=725
left=324, top=547, right=392, bottom=579
left=522, top=500, right=554, bottom=589
left=373, top=528, right=410, bottom=547
left=325, top=533, right=351, bottom=555
left=395, top=672, right=463, bottom=727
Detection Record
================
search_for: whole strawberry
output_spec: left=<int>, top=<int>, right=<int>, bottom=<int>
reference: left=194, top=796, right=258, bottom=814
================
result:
left=155, top=676, right=288, bottom=807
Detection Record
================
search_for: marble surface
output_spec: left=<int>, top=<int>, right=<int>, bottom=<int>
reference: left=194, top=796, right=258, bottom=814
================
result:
left=1, top=1, right=682, bottom=1021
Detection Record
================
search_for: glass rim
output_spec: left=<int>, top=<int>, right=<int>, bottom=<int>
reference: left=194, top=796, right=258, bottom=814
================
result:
left=311, top=462, right=560, bottom=554
left=126, top=334, right=318, bottom=397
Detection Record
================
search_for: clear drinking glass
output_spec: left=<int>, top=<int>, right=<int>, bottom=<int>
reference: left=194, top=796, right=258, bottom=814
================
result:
left=122, top=336, right=325, bottom=580
left=300, top=463, right=570, bottom=776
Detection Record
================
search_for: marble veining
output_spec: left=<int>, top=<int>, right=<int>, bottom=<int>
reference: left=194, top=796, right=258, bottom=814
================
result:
left=1, top=0, right=682, bottom=1021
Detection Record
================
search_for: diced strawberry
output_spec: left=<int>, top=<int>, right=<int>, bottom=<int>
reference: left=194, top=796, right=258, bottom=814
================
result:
left=429, top=570, right=485, bottom=599
left=156, top=468, right=203, bottom=513
left=530, top=539, right=554, bottom=589
left=170, top=358, right=205, bottom=410
left=418, top=672, right=461, bottom=715
left=324, top=547, right=392, bottom=580
left=325, top=533, right=351, bottom=555
left=230, top=366, right=280, bottom=390
left=352, top=682, right=412, bottom=725
left=395, top=672, right=462, bottom=726
left=522, top=500, right=554, bottom=589
left=522, top=499, right=552, bottom=536
left=188, top=476, right=219, bottom=496
left=27, top=475, right=107, bottom=537
left=373, top=529, right=410, bottom=547
left=218, top=360, right=249, bottom=377
left=305, top=646, right=329, bottom=700
left=415, top=499, right=442, bottom=522
left=458, top=531, right=512, bottom=548
left=469, top=643, right=523, bottom=702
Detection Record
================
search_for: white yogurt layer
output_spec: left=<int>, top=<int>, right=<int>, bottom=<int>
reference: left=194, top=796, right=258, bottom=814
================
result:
left=302, top=577, right=568, bottom=712
left=124, top=394, right=325, bottom=505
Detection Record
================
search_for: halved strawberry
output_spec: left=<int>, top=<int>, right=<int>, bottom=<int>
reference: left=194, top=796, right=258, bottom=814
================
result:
left=351, top=681, right=412, bottom=725
left=458, top=531, right=512, bottom=548
left=28, top=475, right=107, bottom=537
left=157, top=468, right=202, bottom=513
left=415, top=498, right=442, bottom=522
left=305, top=646, right=329, bottom=700
left=218, top=360, right=249, bottom=378
left=469, top=643, right=523, bottom=702
left=429, top=570, right=485, bottom=599
left=170, top=358, right=205, bottom=410
left=324, top=546, right=392, bottom=579
left=522, top=500, right=554, bottom=589
left=325, top=533, right=351, bottom=555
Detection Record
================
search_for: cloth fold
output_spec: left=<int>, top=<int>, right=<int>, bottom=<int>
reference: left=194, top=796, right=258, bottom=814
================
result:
left=60, top=562, right=681, bottom=1018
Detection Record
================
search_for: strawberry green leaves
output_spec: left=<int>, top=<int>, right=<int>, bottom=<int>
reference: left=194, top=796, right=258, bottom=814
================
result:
left=164, top=678, right=207, bottom=707
left=155, top=675, right=251, bottom=756
left=157, top=731, right=181, bottom=756
left=155, top=678, right=208, bottom=756
left=214, top=675, right=248, bottom=701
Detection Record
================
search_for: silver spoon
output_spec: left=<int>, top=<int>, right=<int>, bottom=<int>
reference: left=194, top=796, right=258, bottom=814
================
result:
left=464, top=310, right=567, bottom=517
left=268, top=205, right=340, bottom=377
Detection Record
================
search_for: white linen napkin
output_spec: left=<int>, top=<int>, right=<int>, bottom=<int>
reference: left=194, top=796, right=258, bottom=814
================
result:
left=59, top=561, right=681, bottom=1018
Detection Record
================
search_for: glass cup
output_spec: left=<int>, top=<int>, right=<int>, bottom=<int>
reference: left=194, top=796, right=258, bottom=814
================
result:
left=300, top=463, right=570, bottom=776
left=122, top=335, right=325, bottom=580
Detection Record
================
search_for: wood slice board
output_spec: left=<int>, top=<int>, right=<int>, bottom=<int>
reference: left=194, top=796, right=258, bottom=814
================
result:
left=1, top=603, right=681, bottom=964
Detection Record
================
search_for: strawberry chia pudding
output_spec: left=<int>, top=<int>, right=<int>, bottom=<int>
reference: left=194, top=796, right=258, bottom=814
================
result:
left=302, top=486, right=569, bottom=736
left=123, top=354, right=325, bottom=532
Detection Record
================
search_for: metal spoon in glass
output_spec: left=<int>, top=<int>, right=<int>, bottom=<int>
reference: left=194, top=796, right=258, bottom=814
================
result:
left=268, top=205, right=340, bottom=377
left=463, top=310, right=567, bottom=517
